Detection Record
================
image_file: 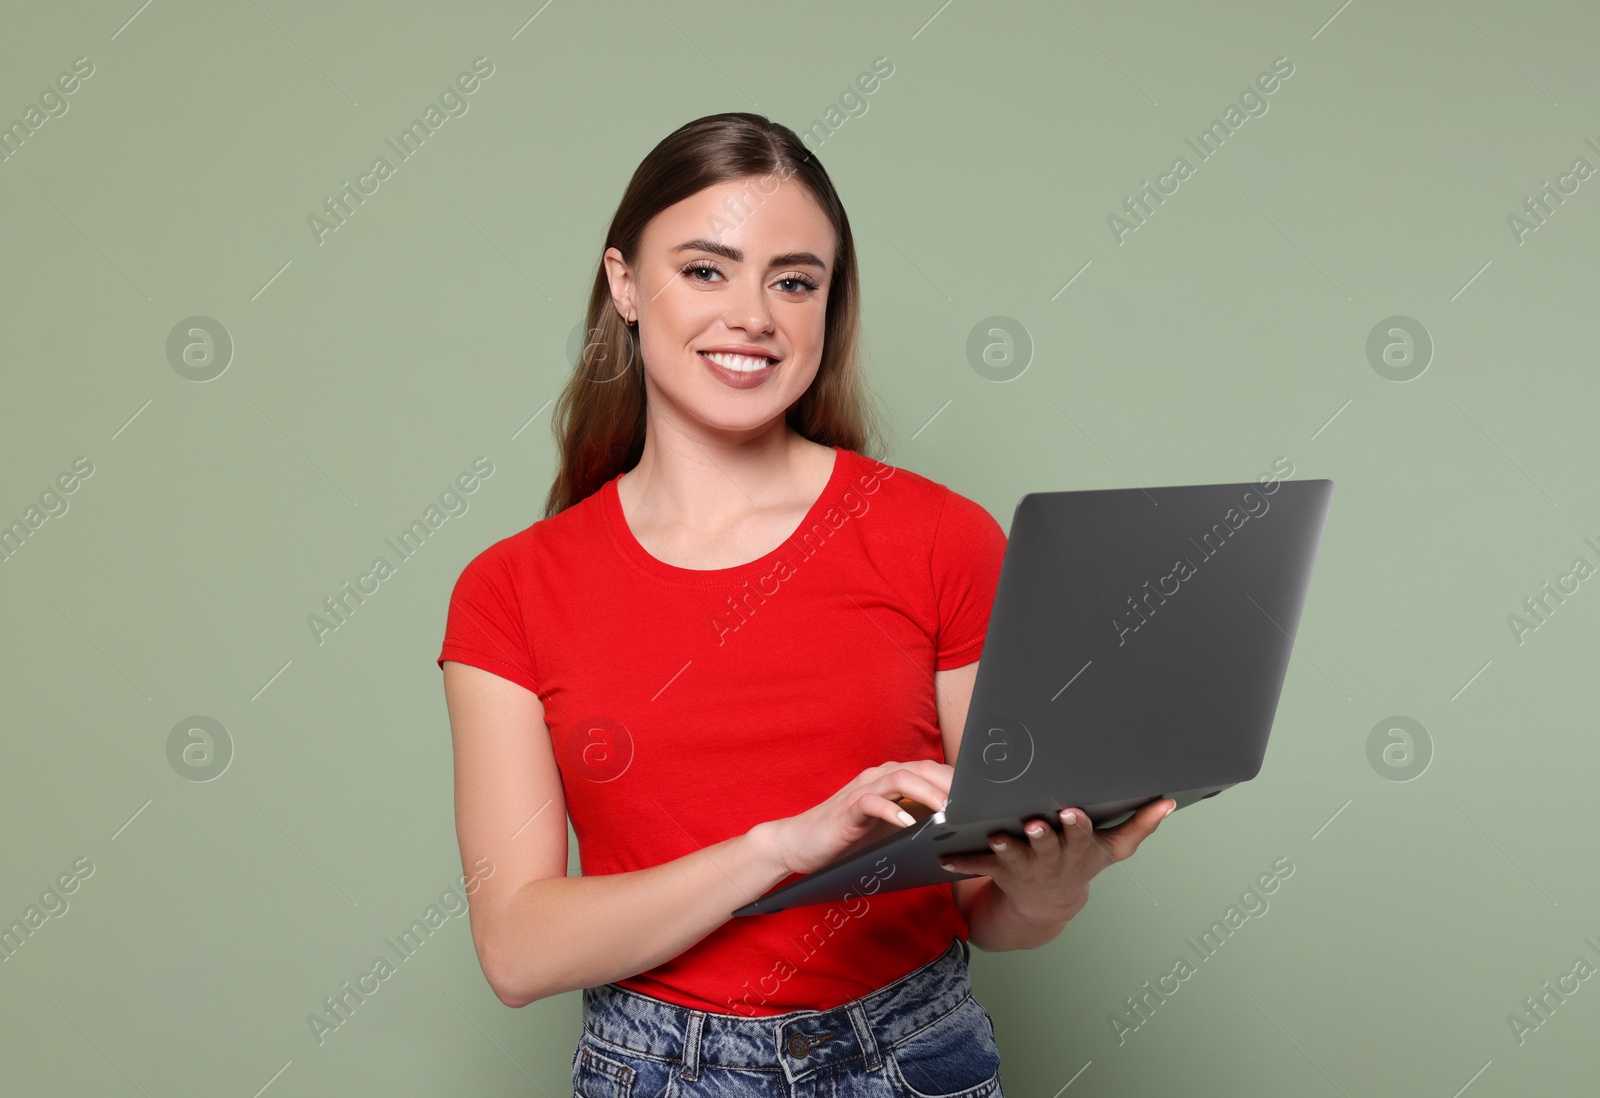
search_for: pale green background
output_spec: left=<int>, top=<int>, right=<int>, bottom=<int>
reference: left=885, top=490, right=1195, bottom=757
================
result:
left=2, top=0, right=1596, bottom=1094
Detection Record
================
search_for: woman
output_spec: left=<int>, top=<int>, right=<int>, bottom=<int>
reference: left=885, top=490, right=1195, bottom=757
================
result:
left=437, top=112, right=1172, bottom=1097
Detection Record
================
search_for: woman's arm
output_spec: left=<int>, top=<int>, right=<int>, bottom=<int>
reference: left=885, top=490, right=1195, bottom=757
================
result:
left=955, top=875, right=1075, bottom=950
left=444, top=661, right=794, bottom=1007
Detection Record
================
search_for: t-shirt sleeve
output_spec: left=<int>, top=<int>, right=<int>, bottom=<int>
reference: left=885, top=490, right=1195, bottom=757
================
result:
left=930, top=487, right=1008, bottom=671
left=436, top=542, right=543, bottom=698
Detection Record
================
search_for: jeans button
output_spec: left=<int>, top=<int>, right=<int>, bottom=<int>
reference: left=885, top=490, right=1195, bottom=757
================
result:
left=787, top=1033, right=810, bottom=1058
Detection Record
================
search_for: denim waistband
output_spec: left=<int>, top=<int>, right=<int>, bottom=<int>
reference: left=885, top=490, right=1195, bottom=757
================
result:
left=581, top=938, right=972, bottom=1082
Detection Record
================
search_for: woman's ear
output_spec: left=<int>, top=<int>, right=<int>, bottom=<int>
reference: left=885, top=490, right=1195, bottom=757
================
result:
left=602, top=247, right=636, bottom=325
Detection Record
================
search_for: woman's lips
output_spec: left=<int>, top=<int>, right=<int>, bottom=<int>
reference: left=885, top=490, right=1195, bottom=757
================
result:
left=700, top=351, right=778, bottom=389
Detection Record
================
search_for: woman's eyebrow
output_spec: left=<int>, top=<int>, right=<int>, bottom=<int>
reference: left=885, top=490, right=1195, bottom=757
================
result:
left=671, top=238, right=828, bottom=271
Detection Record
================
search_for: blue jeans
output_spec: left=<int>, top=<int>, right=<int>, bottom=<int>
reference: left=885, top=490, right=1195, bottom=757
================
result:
left=573, top=938, right=1004, bottom=1097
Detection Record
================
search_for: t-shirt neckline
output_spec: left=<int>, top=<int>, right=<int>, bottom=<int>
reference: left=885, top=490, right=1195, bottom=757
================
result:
left=602, top=445, right=852, bottom=585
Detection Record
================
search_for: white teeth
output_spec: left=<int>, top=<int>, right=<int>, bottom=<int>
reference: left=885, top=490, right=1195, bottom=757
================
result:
left=703, top=351, right=776, bottom=373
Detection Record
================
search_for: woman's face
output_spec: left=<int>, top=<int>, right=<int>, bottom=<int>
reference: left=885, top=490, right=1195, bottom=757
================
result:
left=604, top=173, right=836, bottom=440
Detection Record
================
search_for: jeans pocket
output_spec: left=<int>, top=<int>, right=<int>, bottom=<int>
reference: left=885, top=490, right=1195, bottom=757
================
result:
left=885, top=994, right=1003, bottom=1098
left=572, top=1032, right=679, bottom=1098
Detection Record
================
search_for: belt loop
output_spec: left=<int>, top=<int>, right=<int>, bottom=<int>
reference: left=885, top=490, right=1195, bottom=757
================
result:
left=845, top=1001, right=881, bottom=1071
left=959, top=936, right=971, bottom=964
left=680, top=1009, right=706, bottom=1081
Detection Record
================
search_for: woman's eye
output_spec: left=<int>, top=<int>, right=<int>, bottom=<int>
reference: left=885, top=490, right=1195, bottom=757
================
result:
left=680, top=263, right=818, bottom=294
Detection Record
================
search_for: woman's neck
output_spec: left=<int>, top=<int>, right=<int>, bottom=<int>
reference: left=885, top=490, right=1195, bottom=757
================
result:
left=616, top=427, right=836, bottom=569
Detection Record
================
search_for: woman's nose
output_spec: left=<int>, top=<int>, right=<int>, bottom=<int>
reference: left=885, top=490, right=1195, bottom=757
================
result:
left=728, top=281, right=774, bottom=333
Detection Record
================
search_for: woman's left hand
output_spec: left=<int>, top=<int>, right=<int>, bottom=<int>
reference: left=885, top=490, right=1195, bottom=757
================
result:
left=939, top=799, right=1175, bottom=925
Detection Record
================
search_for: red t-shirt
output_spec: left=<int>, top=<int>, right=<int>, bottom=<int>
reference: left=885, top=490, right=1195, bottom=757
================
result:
left=436, top=445, right=1008, bottom=1015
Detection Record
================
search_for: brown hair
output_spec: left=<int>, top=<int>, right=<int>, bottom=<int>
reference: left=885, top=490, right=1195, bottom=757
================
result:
left=542, top=112, right=888, bottom=518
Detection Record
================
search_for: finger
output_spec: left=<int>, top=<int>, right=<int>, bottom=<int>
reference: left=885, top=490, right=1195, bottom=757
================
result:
left=985, top=828, right=1026, bottom=865
left=1022, top=817, right=1061, bottom=858
left=855, top=791, right=921, bottom=829
left=939, top=852, right=996, bottom=876
left=1114, top=798, right=1175, bottom=839
left=876, top=761, right=947, bottom=787
left=1058, top=806, right=1117, bottom=865
left=895, top=757, right=956, bottom=787
left=876, top=768, right=952, bottom=812
left=1057, top=806, right=1095, bottom=837
left=1100, top=799, right=1176, bottom=860
left=899, top=760, right=956, bottom=803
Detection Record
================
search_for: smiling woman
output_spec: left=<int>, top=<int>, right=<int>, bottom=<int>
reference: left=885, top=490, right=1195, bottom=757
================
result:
left=436, top=112, right=1151, bottom=1098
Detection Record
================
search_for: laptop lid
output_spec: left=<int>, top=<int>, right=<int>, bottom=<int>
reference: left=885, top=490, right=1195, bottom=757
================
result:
left=944, top=476, right=1335, bottom=826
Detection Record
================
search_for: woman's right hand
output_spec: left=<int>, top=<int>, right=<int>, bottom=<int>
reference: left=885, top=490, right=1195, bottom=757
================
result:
left=757, top=760, right=955, bottom=878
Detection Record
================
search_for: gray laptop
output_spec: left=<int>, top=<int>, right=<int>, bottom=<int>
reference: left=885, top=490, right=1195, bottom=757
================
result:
left=733, top=477, right=1334, bottom=917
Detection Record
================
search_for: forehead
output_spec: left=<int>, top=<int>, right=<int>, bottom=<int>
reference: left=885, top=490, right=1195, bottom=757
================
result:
left=641, top=176, right=836, bottom=265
